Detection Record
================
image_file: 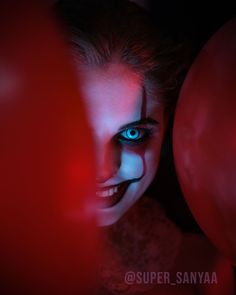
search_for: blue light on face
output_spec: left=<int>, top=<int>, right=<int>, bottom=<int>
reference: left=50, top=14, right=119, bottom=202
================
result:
left=121, top=128, right=141, bottom=140
left=117, top=127, right=153, bottom=145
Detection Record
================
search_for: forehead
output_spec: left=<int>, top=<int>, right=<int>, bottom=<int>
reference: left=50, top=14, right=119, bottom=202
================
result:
left=78, top=63, right=158, bottom=131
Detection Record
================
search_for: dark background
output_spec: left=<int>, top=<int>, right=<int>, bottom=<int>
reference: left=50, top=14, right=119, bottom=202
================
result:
left=150, top=0, right=236, bottom=52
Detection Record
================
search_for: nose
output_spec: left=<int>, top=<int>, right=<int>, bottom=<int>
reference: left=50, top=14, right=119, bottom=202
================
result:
left=95, top=141, right=120, bottom=184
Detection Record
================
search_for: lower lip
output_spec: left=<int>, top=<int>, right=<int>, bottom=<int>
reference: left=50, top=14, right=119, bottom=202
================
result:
left=98, top=181, right=130, bottom=209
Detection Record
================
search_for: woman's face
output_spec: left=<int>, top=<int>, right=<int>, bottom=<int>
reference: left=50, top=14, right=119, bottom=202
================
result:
left=78, top=63, right=167, bottom=226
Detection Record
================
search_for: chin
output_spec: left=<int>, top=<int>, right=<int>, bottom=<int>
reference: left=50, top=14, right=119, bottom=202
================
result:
left=96, top=191, right=140, bottom=227
left=97, top=206, right=123, bottom=227
left=96, top=179, right=153, bottom=226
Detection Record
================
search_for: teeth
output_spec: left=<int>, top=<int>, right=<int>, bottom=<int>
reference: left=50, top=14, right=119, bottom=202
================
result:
left=102, top=190, right=109, bottom=197
left=96, top=185, right=119, bottom=198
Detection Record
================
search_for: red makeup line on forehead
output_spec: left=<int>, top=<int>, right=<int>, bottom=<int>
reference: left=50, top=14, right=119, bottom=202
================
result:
left=141, top=86, right=147, bottom=119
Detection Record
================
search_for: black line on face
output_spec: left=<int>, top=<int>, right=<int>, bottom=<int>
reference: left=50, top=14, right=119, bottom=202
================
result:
left=105, top=86, right=148, bottom=187
left=129, top=172, right=144, bottom=183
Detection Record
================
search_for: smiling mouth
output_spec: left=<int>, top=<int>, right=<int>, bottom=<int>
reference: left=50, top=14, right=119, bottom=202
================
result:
left=96, top=181, right=131, bottom=209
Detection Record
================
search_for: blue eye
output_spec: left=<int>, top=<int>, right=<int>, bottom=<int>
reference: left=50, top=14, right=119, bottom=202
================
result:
left=121, top=128, right=141, bottom=140
left=118, top=128, right=150, bottom=144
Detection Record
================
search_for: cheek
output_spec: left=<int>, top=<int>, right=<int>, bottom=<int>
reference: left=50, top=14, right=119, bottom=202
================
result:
left=118, top=139, right=162, bottom=181
left=144, top=148, right=161, bottom=176
left=119, top=148, right=145, bottom=179
left=143, top=138, right=163, bottom=177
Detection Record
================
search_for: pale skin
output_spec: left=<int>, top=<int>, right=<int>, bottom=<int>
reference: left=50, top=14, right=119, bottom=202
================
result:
left=78, top=62, right=167, bottom=226
left=77, top=62, right=234, bottom=294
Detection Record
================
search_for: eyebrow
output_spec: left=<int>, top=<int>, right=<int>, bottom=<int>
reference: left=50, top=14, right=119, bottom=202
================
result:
left=118, top=118, right=159, bottom=131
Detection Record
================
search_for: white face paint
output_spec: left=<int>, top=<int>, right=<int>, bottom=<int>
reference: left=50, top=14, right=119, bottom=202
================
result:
left=78, top=63, right=167, bottom=226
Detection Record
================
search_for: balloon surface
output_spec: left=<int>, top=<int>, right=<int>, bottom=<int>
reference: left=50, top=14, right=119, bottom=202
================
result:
left=0, top=1, right=98, bottom=294
left=173, top=17, right=236, bottom=265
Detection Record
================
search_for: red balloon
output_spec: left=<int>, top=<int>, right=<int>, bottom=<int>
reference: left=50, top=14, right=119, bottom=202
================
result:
left=0, top=1, right=98, bottom=294
left=173, top=18, right=236, bottom=265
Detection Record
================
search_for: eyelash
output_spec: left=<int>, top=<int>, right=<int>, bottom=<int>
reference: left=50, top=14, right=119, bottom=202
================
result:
left=117, top=127, right=153, bottom=145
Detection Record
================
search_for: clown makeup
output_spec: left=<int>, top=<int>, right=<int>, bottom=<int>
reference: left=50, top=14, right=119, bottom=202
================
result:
left=78, top=63, right=167, bottom=226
